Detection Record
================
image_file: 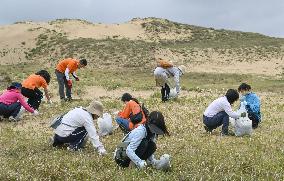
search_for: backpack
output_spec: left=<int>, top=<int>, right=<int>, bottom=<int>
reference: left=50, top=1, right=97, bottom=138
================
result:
left=157, top=59, right=173, bottom=69
left=129, top=103, right=149, bottom=124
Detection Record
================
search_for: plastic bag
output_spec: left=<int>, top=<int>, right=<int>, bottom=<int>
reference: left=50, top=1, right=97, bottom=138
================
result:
left=234, top=101, right=252, bottom=136
left=169, top=88, right=178, bottom=98
left=97, top=113, right=113, bottom=136
left=154, top=154, right=171, bottom=171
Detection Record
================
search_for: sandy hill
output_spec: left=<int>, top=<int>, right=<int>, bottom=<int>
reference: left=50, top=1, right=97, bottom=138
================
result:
left=0, top=17, right=283, bottom=76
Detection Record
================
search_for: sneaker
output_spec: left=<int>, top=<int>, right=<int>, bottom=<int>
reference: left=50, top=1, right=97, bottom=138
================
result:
left=8, top=116, right=19, bottom=122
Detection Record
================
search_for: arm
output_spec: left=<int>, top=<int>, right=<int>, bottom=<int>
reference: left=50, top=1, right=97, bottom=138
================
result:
left=17, top=93, right=34, bottom=113
left=174, top=72, right=180, bottom=94
left=44, top=88, right=51, bottom=102
left=223, top=102, right=240, bottom=119
left=83, top=117, right=105, bottom=152
left=118, top=103, right=131, bottom=119
left=65, top=68, right=70, bottom=80
left=126, top=129, right=146, bottom=166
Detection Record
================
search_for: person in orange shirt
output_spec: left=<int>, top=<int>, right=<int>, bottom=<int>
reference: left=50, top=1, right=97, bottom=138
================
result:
left=115, top=93, right=147, bottom=133
left=55, top=58, right=87, bottom=101
left=21, top=70, right=52, bottom=110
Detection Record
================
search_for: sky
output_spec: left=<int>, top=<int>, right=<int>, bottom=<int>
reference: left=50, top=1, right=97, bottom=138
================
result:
left=0, top=0, right=283, bottom=38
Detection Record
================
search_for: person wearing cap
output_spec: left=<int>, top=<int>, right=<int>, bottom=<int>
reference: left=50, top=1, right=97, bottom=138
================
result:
left=154, top=62, right=186, bottom=102
left=0, top=82, right=38, bottom=121
left=115, top=111, right=170, bottom=169
left=21, top=70, right=52, bottom=110
left=51, top=100, right=107, bottom=155
left=55, top=58, right=87, bottom=101
left=115, top=93, right=147, bottom=133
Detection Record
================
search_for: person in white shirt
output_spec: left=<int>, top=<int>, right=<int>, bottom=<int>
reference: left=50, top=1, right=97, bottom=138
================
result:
left=115, top=111, right=170, bottom=169
left=203, top=89, right=245, bottom=135
left=52, top=100, right=107, bottom=155
left=154, top=64, right=186, bottom=102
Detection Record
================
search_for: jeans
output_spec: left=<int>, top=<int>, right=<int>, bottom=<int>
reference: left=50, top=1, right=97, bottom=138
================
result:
left=115, top=138, right=157, bottom=167
left=53, top=127, right=88, bottom=150
left=21, top=87, right=43, bottom=110
left=0, top=102, right=21, bottom=118
left=203, top=111, right=229, bottom=134
left=116, top=117, right=130, bottom=133
left=55, top=70, right=71, bottom=99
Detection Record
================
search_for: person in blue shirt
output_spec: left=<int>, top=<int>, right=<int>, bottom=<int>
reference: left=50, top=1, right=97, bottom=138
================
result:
left=238, top=83, right=261, bottom=129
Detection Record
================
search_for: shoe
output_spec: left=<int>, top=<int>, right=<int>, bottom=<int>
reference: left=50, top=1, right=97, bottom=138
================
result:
left=49, top=136, right=55, bottom=146
left=220, top=132, right=229, bottom=136
left=8, top=116, right=19, bottom=122
left=66, top=97, right=73, bottom=102
left=0, top=115, right=4, bottom=121
left=204, top=125, right=212, bottom=133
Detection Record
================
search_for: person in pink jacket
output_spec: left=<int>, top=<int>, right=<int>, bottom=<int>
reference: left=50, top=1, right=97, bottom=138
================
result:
left=0, top=82, right=38, bottom=121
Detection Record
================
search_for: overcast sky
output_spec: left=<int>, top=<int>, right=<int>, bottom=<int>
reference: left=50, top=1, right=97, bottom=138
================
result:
left=0, top=0, right=283, bottom=38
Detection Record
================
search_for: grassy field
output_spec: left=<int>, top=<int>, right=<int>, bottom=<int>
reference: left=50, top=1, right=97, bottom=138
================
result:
left=1, top=64, right=284, bottom=180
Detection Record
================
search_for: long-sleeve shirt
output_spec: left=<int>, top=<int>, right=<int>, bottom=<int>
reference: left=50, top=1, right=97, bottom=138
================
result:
left=166, top=67, right=182, bottom=93
left=55, top=107, right=105, bottom=151
left=0, top=89, right=34, bottom=113
left=154, top=67, right=182, bottom=93
left=118, top=100, right=146, bottom=129
left=241, top=92, right=261, bottom=121
left=124, top=125, right=156, bottom=166
left=204, top=96, right=240, bottom=119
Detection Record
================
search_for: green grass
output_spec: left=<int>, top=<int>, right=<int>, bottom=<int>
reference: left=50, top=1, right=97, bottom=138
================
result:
left=1, top=67, right=284, bottom=180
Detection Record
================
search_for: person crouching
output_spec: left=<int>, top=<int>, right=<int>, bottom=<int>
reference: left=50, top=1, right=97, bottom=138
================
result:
left=115, top=111, right=170, bottom=169
left=52, top=100, right=107, bottom=155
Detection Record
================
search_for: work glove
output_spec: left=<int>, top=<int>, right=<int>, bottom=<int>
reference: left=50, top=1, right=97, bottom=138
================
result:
left=240, top=112, right=246, bottom=117
left=137, top=160, right=147, bottom=169
left=33, top=110, right=39, bottom=116
left=98, top=147, right=107, bottom=156
left=75, top=77, right=79, bottom=81
left=67, top=80, right=72, bottom=88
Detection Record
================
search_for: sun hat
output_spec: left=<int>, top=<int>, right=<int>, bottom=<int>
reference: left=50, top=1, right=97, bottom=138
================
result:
left=85, top=100, right=104, bottom=117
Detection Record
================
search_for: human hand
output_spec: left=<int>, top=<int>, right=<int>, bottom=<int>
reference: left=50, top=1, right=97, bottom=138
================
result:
left=33, top=110, right=39, bottom=116
left=138, top=160, right=147, bottom=169
left=75, top=77, right=79, bottom=81
left=48, top=99, right=53, bottom=104
left=98, top=147, right=107, bottom=156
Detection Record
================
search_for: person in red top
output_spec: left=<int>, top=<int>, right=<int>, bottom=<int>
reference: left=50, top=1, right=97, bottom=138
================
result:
left=55, top=58, right=87, bottom=101
left=115, top=93, right=147, bottom=133
left=0, top=82, right=38, bottom=121
left=21, top=70, right=52, bottom=110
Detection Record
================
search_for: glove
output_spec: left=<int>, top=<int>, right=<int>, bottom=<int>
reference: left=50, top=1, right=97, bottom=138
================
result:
left=33, top=110, right=39, bottom=116
left=240, top=112, right=246, bottom=117
left=75, top=77, right=79, bottom=81
left=98, top=147, right=107, bottom=156
left=67, top=80, right=72, bottom=88
left=48, top=99, right=53, bottom=104
left=137, top=160, right=147, bottom=169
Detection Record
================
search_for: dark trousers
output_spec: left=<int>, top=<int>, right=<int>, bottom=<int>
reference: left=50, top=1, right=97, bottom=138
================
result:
left=116, top=138, right=157, bottom=167
left=55, top=70, right=71, bottom=99
left=21, top=87, right=43, bottom=110
left=203, top=111, right=229, bottom=134
left=248, top=112, right=260, bottom=129
left=0, top=102, right=21, bottom=118
left=53, top=127, right=88, bottom=150
left=161, top=83, right=170, bottom=102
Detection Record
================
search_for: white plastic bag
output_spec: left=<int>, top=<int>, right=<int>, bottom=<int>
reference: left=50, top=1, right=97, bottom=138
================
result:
left=233, top=101, right=253, bottom=136
left=169, top=88, right=178, bottom=98
left=97, top=113, right=113, bottom=136
left=154, top=154, right=171, bottom=171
